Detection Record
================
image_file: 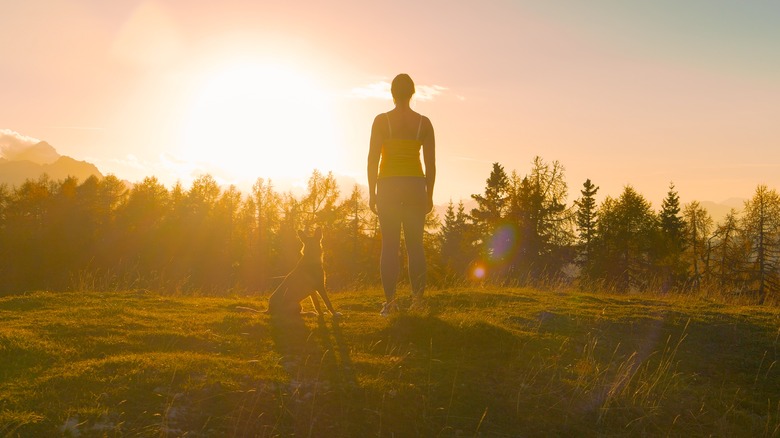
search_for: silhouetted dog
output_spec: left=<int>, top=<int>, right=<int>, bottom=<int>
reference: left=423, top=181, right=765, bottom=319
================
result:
left=266, top=228, right=341, bottom=318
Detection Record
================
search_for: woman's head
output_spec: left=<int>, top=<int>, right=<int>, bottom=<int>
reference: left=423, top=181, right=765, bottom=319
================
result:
left=391, top=74, right=415, bottom=102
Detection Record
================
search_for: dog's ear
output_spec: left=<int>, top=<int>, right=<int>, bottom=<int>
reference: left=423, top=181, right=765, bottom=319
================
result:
left=314, top=227, right=322, bottom=240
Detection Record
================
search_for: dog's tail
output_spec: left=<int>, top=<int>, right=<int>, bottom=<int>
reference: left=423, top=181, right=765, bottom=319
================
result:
left=235, top=306, right=264, bottom=314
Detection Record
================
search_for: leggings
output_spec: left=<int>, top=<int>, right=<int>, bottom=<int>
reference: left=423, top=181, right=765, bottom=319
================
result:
left=376, top=176, right=427, bottom=302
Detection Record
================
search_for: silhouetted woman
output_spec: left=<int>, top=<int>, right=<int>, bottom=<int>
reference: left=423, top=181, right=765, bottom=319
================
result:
left=367, top=73, right=436, bottom=316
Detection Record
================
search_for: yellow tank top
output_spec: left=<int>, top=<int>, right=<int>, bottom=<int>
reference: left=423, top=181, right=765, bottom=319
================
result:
left=378, top=113, right=425, bottom=179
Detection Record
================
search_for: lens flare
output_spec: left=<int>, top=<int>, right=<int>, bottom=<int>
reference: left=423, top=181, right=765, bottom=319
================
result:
left=488, top=224, right=517, bottom=262
left=470, top=264, right=487, bottom=280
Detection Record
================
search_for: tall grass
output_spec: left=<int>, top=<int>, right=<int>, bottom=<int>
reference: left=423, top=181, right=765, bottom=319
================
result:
left=1, top=287, right=778, bottom=436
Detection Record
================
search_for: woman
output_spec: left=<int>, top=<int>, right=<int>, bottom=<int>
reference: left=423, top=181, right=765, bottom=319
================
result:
left=367, top=73, right=436, bottom=316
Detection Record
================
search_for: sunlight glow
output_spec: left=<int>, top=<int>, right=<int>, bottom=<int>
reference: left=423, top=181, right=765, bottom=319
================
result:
left=178, top=62, right=344, bottom=183
left=471, top=264, right=487, bottom=281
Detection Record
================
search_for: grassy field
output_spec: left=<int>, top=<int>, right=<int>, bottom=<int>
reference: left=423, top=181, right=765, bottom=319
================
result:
left=1, top=287, right=779, bottom=437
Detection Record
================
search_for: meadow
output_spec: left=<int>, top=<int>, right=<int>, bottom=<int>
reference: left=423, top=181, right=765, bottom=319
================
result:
left=1, top=287, right=779, bottom=437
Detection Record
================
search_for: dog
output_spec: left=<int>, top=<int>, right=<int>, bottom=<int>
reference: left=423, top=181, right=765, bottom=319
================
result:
left=266, top=228, right=341, bottom=318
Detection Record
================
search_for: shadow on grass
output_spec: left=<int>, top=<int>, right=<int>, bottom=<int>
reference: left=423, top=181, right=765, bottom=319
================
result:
left=268, top=314, right=315, bottom=372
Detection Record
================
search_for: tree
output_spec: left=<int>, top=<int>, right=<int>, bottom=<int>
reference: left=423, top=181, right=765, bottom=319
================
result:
left=469, top=162, right=510, bottom=281
left=301, top=169, right=340, bottom=230
left=470, top=162, right=510, bottom=239
left=741, top=185, right=780, bottom=304
left=682, top=201, right=713, bottom=290
left=508, top=157, right=573, bottom=284
left=575, top=178, right=599, bottom=265
left=439, top=200, right=474, bottom=281
left=709, top=209, right=746, bottom=292
left=0, top=184, right=10, bottom=293
left=589, top=186, right=658, bottom=292
left=207, top=185, right=244, bottom=291
left=657, top=183, right=687, bottom=291
left=328, top=184, right=376, bottom=289
left=118, top=176, right=171, bottom=289
left=659, top=183, right=685, bottom=244
left=49, top=176, right=85, bottom=287
left=5, top=175, right=56, bottom=291
left=246, top=178, right=282, bottom=290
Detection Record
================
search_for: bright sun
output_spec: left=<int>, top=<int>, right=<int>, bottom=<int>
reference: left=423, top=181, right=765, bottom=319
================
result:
left=179, top=62, right=344, bottom=184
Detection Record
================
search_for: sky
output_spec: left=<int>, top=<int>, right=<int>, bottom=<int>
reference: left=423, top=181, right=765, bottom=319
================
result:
left=2, top=0, right=779, bottom=208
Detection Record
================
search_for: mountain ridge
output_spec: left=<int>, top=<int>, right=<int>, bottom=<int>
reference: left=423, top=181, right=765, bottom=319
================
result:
left=0, top=154, right=103, bottom=188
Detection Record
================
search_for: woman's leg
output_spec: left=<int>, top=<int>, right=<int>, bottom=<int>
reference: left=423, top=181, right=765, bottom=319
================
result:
left=403, top=207, right=426, bottom=299
left=378, top=210, right=401, bottom=304
left=401, top=178, right=428, bottom=299
left=377, top=180, right=402, bottom=305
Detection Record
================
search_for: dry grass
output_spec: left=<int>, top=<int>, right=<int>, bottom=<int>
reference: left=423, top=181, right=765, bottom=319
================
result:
left=1, top=287, right=779, bottom=436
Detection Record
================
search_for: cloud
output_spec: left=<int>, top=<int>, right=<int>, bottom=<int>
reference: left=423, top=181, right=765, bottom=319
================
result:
left=415, top=84, right=448, bottom=101
left=350, top=82, right=452, bottom=102
left=350, top=81, right=392, bottom=100
left=0, top=129, right=41, bottom=159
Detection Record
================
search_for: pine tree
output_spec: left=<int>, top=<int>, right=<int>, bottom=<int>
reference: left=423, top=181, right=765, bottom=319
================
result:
left=590, top=186, right=658, bottom=292
left=575, top=178, right=599, bottom=264
left=470, top=163, right=510, bottom=279
left=658, top=182, right=686, bottom=290
left=439, top=199, right=473, bottom=281
left=470, top=162, right=509, bottom=236
left=660, top=183, right=685, bottom=245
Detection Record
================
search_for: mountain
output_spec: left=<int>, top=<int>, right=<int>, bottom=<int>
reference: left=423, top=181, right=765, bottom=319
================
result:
left=0, top=155, right=103, bottom=187
left=700, top=199, right=745, bottom=224
left=4, top=140, right=60, bottom=164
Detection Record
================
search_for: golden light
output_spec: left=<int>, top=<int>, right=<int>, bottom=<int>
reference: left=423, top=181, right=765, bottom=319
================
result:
left=178, top=61, right=344, bottom=183
left=470, top=263, right=487, bottom=281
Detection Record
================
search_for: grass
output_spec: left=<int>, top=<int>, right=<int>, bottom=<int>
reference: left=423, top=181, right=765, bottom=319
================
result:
left=1, top=287, right=779, bottom=437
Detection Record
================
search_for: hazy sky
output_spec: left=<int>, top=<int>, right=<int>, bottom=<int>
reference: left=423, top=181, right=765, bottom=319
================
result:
left=2, top=0, right=779, bottom=206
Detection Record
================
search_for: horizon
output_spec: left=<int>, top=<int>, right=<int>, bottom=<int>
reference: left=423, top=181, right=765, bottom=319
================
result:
left=0, top=127, right=765, bottom=215
left=2, top=1, right=779, bottom=208
left=0, top=131, right=756, bottom=228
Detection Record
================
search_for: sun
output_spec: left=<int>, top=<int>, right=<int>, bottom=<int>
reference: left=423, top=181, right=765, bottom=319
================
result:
left=178, top=61, right=344, bottom=184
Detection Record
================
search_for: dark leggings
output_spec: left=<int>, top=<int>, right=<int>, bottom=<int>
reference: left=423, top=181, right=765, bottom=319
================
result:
left=376, top=177, right=427, bottom=303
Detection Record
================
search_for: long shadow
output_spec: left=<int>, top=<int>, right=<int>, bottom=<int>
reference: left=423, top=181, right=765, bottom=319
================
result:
left=266, top=313, right=359, bottom=436
left=314, top=316, right=359, bottom=390
left=268, top=314, right=316, bottom=375
left=268, top=314, right=357, bottom=388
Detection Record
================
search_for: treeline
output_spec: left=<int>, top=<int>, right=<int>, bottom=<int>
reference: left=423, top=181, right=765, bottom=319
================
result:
left=0, top=171, right=380, bottom=295
left=443, top=157, right=780, bottom=305
left=1, top=157, right=778, bottom=304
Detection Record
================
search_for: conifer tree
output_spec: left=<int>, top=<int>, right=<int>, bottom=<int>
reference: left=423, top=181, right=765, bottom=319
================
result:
left=589, top=186, right=658, bottom=292
left=439, top=199, right=473, bottom=281
left=658, top=182, right=687, bottom=290
left=682, top=201, right=713, bottom=290
left=710, top=209, right=745, bottom=291
left=741, top=185, right=780, bottom=304
left=575, top=178, right=599, bottom=264
left=660, top=183, right=685, bottom=245
left=470, top=163, right=510, bottom=278
left=470, top=162, right=509, bottom=236
left=507, top=157, right=572, bottom=283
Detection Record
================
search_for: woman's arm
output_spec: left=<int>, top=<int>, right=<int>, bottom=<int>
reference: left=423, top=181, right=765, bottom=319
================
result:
left=422, top=116, right=436, bottom=213
left=367, top=115, right=385, bottom=214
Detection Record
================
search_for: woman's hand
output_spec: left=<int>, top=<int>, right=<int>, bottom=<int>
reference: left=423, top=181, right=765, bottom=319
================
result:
left=369, top=194, right=378, bottom=214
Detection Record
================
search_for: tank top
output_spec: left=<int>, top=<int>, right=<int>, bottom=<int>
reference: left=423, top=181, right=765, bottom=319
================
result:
left=378, top=113, right=425, bottom=179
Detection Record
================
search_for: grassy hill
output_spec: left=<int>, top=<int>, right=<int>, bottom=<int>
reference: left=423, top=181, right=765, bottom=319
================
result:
left=1, top=287, right=779, bottom=437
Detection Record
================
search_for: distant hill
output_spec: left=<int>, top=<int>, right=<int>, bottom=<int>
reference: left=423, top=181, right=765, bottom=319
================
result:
left=0, top=152, right=103, bottom=188
left=3, top=140, right=60, bottom=164
left=700, top=199, right=745, bottom=224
